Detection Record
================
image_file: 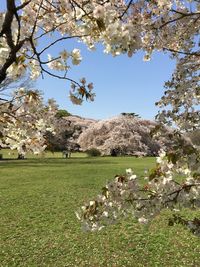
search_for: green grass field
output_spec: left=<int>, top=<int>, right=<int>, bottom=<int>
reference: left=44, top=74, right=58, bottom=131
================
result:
left=0, top=152, right=200, bottom=267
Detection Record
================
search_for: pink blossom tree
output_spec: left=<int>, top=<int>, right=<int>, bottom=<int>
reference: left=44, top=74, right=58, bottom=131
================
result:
left=78, top=114, right=165, bottom=156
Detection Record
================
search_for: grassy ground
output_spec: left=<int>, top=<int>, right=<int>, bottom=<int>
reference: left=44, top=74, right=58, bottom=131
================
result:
left=0, top=149, right=87, bottom=159
left=0, top=153, right=200, bottom=267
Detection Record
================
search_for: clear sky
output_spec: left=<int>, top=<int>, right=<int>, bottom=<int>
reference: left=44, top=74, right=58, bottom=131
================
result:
left=1, top=1, right=176, bottom=121
left=37, top=43, right=176, bottom=120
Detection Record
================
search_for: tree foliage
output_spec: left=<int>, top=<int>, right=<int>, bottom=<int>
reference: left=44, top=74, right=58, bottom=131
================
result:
left=121, top=112, right=140, bottom=118
left=55, top=109, right=71, bottom=119
left=45, top=115, right=95, bottom=151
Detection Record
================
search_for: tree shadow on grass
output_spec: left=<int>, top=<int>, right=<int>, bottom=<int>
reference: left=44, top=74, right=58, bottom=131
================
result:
left=0, top=158, right=117, bottom=169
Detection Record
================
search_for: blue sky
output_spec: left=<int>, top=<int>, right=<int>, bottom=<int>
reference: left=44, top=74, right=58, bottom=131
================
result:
left=37, top=44, right=175, bottom=120
left=1, top=1, right=176, bottom=120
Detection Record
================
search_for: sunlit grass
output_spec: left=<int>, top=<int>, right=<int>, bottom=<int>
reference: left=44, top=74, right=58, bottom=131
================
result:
left=0, top=149, right=87, bottom=159
left=0, top=155, right=199, bottom=267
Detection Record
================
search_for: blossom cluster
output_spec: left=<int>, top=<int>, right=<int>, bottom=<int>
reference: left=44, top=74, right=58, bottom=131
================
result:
left=0, top=88, right=57, bottom=156
left=0, top=1, right=199, bottom=104
left=77, top=124, right=200, bottom=233
left=77, top=160, right=200, bottom=232
left=156, top=55, right=200, bottom=131
left=69, top=78, right=95, bottom=105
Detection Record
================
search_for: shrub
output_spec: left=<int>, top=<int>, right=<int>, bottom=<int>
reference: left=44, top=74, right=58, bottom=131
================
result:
left=86, top=148, right=101, bottom=157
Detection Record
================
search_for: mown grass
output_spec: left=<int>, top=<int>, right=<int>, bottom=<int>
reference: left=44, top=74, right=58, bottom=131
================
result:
left=0, top=153, right=200, bottom=267
left=0, top=149, right=87, bottom=159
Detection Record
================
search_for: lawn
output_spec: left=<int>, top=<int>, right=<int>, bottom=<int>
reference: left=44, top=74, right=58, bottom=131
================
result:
left=0, top=154, right=200, bottom=267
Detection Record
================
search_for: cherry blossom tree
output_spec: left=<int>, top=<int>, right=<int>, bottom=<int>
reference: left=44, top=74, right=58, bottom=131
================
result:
left=0, top=1, right=198, bottom=106
left=0, top=1, right=199, bottom=233
left=45, top=114, right=96, bottom=151
left=78, top=114, right=169, bottom=156
left=45, top=116, right=80, bottom=152
left=0, top=0, right=96, bottom=105
left=0, top=88, right=57, bottom=156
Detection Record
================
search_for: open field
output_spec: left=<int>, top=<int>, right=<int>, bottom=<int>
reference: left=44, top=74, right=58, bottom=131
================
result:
left=0, top=154, right=200, bottom=267
left=0, top=149, right=87, bottom=159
